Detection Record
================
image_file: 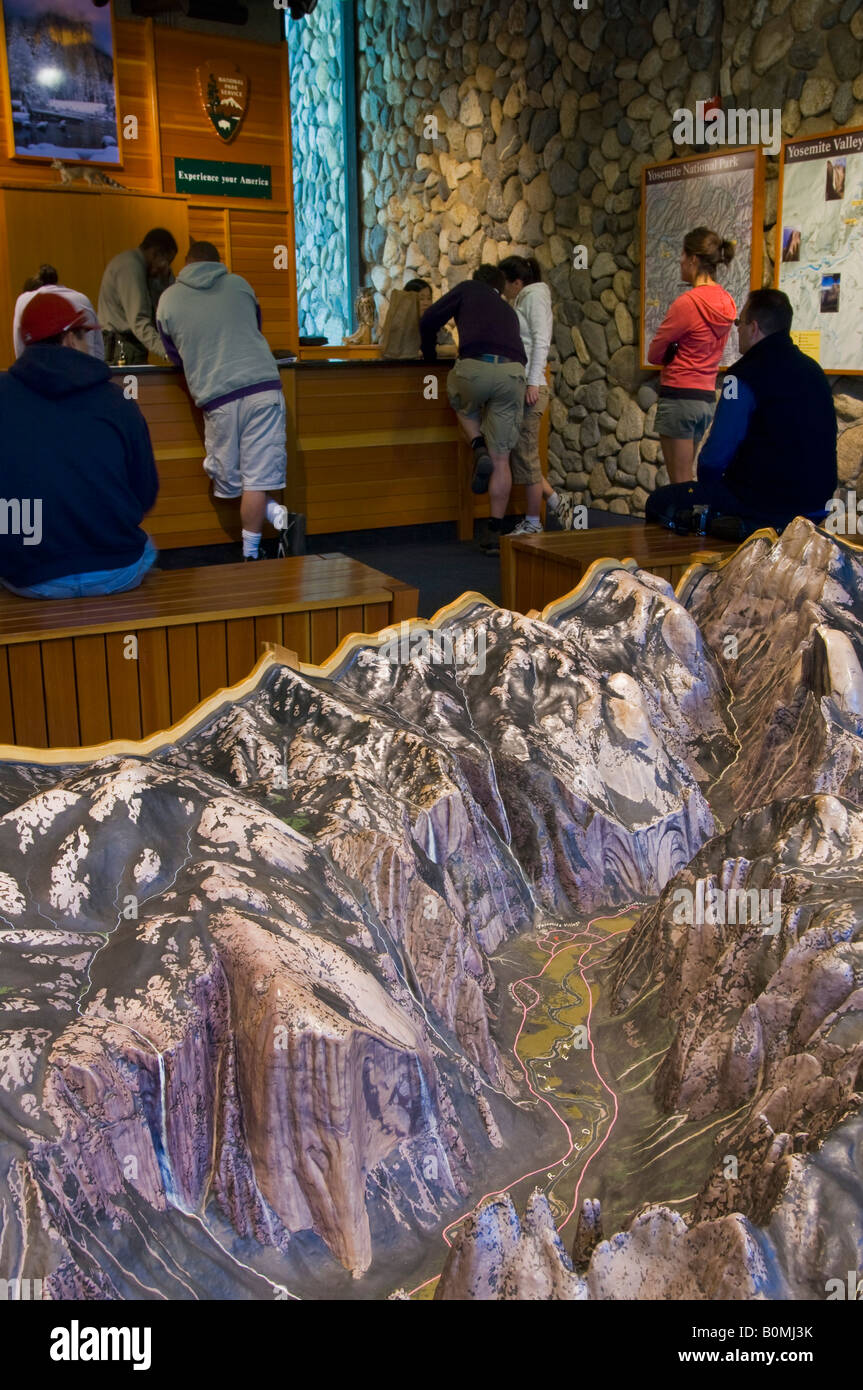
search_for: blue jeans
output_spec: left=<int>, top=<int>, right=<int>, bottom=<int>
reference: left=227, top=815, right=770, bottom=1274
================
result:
left=2, top=537, right=158, bottom=599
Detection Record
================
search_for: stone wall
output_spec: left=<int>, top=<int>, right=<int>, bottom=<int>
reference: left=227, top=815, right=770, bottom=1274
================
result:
left=288, top=0, right=350, bottom=342
left=357, top=0, right=863, bottom=515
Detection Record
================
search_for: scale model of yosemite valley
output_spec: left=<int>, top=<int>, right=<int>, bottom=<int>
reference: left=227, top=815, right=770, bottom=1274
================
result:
left=1, top=521, right=861, bottom=1300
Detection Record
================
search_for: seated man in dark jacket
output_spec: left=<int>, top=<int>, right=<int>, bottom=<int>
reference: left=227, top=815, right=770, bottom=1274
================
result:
left=0, top=293, right=158, bottom=598
left=420, top=264, right=526, bottom=555
left=646, top=288, right=837, bottom=538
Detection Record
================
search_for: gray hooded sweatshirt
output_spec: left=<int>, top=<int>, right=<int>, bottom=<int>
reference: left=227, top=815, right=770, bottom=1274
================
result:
left=156, top=261, right=281, bottom=411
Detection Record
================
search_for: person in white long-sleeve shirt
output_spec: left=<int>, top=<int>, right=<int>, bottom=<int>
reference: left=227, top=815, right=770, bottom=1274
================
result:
left=12, top=265, right=103, bottom=360
left=500, top=255, right=560, bottom=534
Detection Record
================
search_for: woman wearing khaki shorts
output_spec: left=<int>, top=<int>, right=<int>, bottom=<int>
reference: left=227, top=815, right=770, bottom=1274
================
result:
left=647, top=227, right=737, bottom=484
left=500, top=255, right=559, bottom=534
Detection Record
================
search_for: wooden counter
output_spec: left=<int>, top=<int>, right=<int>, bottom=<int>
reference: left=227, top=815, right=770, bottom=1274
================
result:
left=115, top=360, right=547, bottom=548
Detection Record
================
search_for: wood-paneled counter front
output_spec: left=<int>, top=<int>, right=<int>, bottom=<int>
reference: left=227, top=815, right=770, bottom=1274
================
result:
left=500, top=526, right=740, bottom=613
left=115, top=359, right=547, bottom=548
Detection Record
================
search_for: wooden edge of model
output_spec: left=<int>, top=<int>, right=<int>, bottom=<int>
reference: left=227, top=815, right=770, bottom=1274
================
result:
left=1, top=521, right=848, bottom=768
left=673, top=524, right=779, bottom=598
left=0, top=591, right=495, bottom=768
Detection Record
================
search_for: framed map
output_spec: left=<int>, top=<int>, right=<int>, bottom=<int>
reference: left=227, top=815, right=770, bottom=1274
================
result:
left=0, top=0, right=121, bottom=165
left=776, top=125, right=863, bottom=375
left=640, top=147, right=765, bottom=371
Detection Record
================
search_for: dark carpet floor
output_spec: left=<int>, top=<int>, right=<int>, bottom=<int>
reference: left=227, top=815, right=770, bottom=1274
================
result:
left=156, top=510, right=646, bottom=618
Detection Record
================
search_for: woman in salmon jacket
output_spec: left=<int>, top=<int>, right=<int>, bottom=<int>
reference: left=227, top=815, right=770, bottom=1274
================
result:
left=647, top=227, right=737, bottom=483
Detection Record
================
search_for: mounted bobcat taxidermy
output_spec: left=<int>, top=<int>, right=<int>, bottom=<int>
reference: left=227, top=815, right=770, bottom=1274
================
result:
left=51, top=160, right=126, bottom=189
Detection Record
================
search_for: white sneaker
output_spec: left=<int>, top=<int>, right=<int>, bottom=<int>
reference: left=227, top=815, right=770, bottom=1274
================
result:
left=510, top=518, right=543, bottom=536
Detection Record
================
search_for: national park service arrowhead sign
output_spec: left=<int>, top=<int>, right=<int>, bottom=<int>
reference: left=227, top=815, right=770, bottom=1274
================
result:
left=197, top=62, right=249, bottom=143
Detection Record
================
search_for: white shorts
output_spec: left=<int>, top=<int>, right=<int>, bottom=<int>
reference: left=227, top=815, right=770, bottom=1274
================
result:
left=202, top=389, right=287, bottom=497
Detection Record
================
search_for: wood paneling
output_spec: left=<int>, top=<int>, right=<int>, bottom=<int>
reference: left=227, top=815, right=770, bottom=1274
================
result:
left=196, top=620, right=228, bottom=698
left=74, top=635, right=112, bottom=745
left=42, top=638, right=81, bottom=747
left=188, top=206, right=230, bottom=264
left=105, top=632, right=143, bottom=741
left=229, top=208, right=295, bottom=350
left=7, top=643, right=45, bottom=747
left=0, top=556, right=418, bottom=749
left=99, top=190, right=190, bottom=275
left=153, top=29, right=290, bottom=205
left=138, top=627, right=171, bottom=733
left=290, top=364, right=465, bottom=535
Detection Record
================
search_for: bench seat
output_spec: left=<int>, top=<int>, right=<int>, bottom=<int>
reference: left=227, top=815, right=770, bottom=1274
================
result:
left=0, top=554, right=417, bottom=750
left=500, top=523, right=740, bottom=614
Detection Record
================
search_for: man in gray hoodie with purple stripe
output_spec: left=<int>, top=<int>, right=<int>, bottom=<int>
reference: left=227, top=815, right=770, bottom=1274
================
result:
left=157, top=241, right=289, bottom=560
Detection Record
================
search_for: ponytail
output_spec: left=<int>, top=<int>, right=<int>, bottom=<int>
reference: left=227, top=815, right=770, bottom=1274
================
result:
left=683, top=227, right=735, bottom=276
left=499, top=253, right=543, bottom=285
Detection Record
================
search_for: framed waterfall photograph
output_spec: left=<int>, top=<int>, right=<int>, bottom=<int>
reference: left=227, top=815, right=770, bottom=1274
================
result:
left=1, top=0, right=122, bottom=165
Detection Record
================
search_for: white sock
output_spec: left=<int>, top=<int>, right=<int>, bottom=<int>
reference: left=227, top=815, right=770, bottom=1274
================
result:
left=546, top=491, right=560, bottom=511
left=242, top=529, right=261, bottom=558
left=526, top=515, right=540, bottom=526
left=266, top=499, right=287, bottom=527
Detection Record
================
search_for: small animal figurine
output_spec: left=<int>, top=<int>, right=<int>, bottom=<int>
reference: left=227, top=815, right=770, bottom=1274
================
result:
left=342, top=286, right=378, bottom=345
left=51, top=159, right=126, bottom=189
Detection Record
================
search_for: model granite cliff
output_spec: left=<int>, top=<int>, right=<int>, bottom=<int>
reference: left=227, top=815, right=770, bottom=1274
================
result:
left=0, top=519, right=860, bottom=1300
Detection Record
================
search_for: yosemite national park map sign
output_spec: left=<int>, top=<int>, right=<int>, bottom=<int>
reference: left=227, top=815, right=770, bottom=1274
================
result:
left=776, top=125, right=863, bottom=376
left=641, top=148, right=764, bottom=370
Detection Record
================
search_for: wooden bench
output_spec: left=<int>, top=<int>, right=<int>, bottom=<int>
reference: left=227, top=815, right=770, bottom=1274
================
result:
left=0, top=554, right=417, bottom=749
left=501, top=524, right=740, bottom=614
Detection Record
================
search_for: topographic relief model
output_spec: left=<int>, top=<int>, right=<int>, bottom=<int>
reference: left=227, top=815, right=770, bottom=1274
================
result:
left=0, top=518, right=861, bottom=1300
left=779, top=145, right=863, bottom=372
left=643, top=159, right=756, bottom=365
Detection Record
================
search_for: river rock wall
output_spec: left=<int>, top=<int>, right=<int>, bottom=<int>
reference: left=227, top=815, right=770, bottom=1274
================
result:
left=356, top=0, right=863, bottom=515
left=289, top=0, right=351, bottom=342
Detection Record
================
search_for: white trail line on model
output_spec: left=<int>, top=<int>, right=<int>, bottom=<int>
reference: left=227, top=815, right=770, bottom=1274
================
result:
left=405, top=903, right=637, bottom=1296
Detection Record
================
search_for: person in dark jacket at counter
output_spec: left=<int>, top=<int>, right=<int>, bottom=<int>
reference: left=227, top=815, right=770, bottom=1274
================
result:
left=420, top=264, right=526, bottom=555
left=0, top=292, right=158, bottom=598
left=646, top=289, right=837, bottom=538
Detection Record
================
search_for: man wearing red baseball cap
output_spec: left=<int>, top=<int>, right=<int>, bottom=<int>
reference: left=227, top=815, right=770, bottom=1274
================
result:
left=0, top=292, right=159, bottom=598
left=18, top=293, right=99, bottom=347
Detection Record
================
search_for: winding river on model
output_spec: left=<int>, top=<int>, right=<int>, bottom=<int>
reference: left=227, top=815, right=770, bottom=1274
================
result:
left=405, top=909, right=738, bottom=1300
